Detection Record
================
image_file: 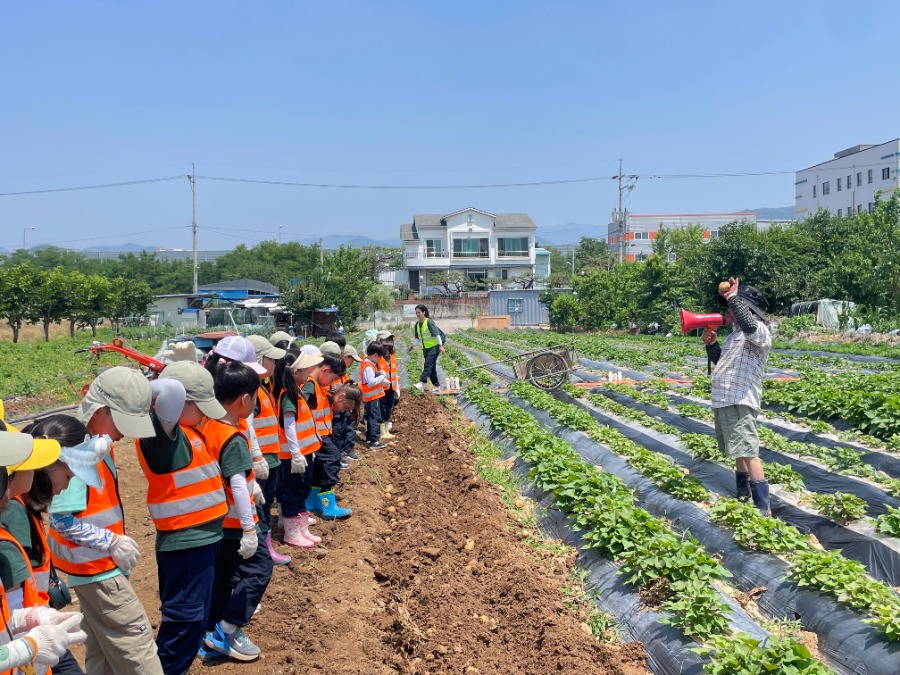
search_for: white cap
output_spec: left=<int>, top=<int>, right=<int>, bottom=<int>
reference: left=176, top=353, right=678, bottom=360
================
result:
left=212, top=336, right=267, bottom=375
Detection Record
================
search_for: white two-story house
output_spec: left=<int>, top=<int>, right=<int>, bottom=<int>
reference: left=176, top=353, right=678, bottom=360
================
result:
left=401, top=207, right=538, bottom=294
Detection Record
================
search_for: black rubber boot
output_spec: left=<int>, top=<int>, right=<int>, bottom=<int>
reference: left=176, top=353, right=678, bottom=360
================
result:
left=735, top=471, right=751, bottom=501
left=749, top=479, right=771, bottom=516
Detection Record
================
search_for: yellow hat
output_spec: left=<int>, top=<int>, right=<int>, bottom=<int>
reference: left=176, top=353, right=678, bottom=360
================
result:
left=1, top=431, right=61, bottom=472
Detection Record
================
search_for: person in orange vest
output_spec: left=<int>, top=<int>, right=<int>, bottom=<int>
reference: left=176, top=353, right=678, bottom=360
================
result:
left=276, top=348, right=324, bottom=548
left=245, top=335, right=291, bottom=566
left=376, top=330, right=399, bottom=439
left=135, top=361, right=230, bottom=673
left=300, top=348, right=351, bottom=519
left=46, top=367, right=165, bottom=675
left=200, top=358, right=273, bottom=663
left=336, top=345, right=363, bottom=464
left=359, top=342, right=387, bottom=449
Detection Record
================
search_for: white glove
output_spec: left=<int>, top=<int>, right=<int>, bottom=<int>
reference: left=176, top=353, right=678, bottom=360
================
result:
left=109, top=535, right=141, bottom=571
left=11, top=607, right=81, bottom=634
left=27, top=614, right=88, bottom=667
left=238, top=530, right=258, bottom=559
left=290, top=453, right=307, bottom=474
left=170, top=341, right=198, bottom=362
left=252, top=457, right=270, bottom=480
left=252, top=481, right=265, bottom=506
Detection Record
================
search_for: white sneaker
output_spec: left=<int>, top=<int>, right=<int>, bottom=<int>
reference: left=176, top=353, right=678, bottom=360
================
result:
left=431, top=386, right=442, bottom=394
left=414, top=382, right=425, bottom=392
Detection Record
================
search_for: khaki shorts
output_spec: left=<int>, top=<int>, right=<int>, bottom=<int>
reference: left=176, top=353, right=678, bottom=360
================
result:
left=713, top=405, right=760, bottom=459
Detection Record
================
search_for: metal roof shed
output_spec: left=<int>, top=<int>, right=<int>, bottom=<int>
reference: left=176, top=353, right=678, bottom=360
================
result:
left=489, top=289, right=550, bottom=326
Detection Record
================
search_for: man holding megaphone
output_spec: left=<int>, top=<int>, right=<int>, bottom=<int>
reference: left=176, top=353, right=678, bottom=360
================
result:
left=699, top=277, right=772, bottom=515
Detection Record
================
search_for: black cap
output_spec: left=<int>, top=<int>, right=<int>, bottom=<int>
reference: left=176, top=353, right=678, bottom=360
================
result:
left=717, top=284, right=767, bottom=320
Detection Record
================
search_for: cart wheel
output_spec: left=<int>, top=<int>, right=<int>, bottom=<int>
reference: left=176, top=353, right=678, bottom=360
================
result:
left=527, top=353, right=568, bottom=390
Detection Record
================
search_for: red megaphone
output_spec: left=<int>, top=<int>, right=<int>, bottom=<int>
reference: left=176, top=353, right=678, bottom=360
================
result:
left=679, top=308, right=726, bottom=334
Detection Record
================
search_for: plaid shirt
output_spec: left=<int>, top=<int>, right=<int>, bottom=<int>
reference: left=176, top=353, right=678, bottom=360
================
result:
left=711, top=322, right=771, bottom=410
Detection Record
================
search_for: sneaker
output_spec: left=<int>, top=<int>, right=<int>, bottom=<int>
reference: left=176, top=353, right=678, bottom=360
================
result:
left=343, top=449, right=360, bottom=461
left=367, top=440, right=388, bottom=449
left=198, top=642, right=226, bottom=663
left=340, top=460, right=351, bottom=469
left=205, top=625, right=261, bottom=662
left=431, top=386, right=442, bottom=394
left=253, top=604, right=262, bottom=615
left=414, top=382, right=425, bottom=392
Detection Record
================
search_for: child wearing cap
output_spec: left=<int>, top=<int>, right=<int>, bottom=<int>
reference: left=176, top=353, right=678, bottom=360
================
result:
left=376, top=331, right=399, bottom=440
left=135, top=362, right=230, bottom=673
left=336, top=345, right=363, bottom=462
left=200, top=361, right=273, bottom=663
left=276, top=348, right=324, bottom=547
left=359, top=343, right=387, bottom=449
left=46, top=366, right=165, bottom=675
left=245, top=335, right=291, bottom=566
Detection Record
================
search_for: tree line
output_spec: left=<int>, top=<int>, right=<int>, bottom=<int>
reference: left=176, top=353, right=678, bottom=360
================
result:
left=543, top=193, right=900, bottom=332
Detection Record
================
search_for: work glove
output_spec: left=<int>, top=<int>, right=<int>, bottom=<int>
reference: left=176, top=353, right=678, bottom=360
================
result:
left=109, top=534, right=141, bottom=571
left=11, top=607, right=81, bottom=634
left=27, top=614, right=88, bottom=667
left=291, top=453, right=307, bottom=474
left=169, top=341, right=198, bottom=362
left=238, top=530, right=258, bottom=559
left=252, top=481, right=265, bottom=506
left=252, top=457, right=270, bottom=480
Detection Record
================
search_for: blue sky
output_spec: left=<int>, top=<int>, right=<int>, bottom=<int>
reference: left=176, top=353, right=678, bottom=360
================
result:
left=2, top=1, right=897, bottom=249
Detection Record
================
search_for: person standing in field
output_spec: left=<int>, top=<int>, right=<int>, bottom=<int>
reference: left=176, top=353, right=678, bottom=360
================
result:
left=702, top=277, right=773, bottom=515
left=411, top=304, right=444, bottom=393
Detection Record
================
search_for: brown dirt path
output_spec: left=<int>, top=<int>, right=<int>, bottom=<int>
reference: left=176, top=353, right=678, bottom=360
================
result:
left=110, top=394, right=646, bottom=674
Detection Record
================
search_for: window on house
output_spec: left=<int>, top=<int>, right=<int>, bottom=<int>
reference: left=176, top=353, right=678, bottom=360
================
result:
left=857, top=172, right=862, bottom=186
left=813, top=185, right=817, bottom=197
left=883, top=167, right=891, bottom=180
left=507, top=298, right=524, bottom=313
left=837, top=209, right=842, bottom=217
left=493, top=269, right=508, bottom=279
left=497, top=237, right=529, bottom=257
left=452, top=238, right=489, bottom=258
left=709, top=230, right=720, bottom=238
left=868, top=202, right=874, bottom=213
left=822, top=181, right=830, bottom=195
left=857, top=205, right=863, bottom=213
left=837, top=177, right=842, bottom=191
left=868, top=169, right=874, bottom=183
left=465, top=270, right=487, bottom=286
left=847, top=175, right=852, bottom=189
left=424, top=239, right=445, bottom=258
left=633, top=232, right=650, bottom=240
left=635, top=253, right=648, bottom=262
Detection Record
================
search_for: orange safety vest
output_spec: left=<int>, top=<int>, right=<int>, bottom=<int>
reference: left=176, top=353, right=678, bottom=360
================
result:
left=253, top=386, right=281, bottom=456
left=201, top=419, right=258, bottom=531
left=308, top=377, right=334, bottom=436
left=47, top=456, right=125, bottom=577
left=359, top=358, right=385, bottom=403
left=11, top=497, right=50, bottom=605
left=277, top=392, right=321, bottom=459
left=0, top=528, right=41, bottom=610
left=135, top=425, right=228, bottom=532
left=386, top=353, right=398, bottom=392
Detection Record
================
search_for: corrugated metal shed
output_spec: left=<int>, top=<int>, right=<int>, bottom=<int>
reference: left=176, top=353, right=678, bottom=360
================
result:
left=489, top=289, right=550, bottom=326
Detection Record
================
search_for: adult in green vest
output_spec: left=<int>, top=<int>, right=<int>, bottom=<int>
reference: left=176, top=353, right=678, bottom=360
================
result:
left=411, top=304, right=444, bottom=393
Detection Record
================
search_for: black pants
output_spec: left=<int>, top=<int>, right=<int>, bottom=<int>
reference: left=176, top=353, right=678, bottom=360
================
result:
left=279, top=456, right=313, bottom=517
left=380, top=389, right=395, bottom=423
left=311, top=434, right=342, bottom=491
left=364, top=399, right=382, bottom=444
left=207, top=535, right=273, bottom=630
left=332, top=412, right=355, bottom=454
left=157, top=541, right=219, bottom=674
left=420, top=347, right=440, bottom=385
left=54, top=650, right=85, bottom=675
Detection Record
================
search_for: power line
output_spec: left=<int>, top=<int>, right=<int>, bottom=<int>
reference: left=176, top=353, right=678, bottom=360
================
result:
left=50, top=225, right=189, bottom=245
left=0, top=176, right=185, bottom=197
left=196, top=175, right=611, bottom=189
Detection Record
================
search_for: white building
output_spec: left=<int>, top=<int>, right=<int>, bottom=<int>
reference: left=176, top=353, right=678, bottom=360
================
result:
left=606, top=212, right=758, bottom=261
left=401, top=207, right=539, bottom=293
left=795, top=141, right=900, bottom=218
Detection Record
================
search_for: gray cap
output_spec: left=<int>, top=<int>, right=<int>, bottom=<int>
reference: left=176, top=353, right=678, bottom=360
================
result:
left=319, top=341, right=342, bottom=357
left=79, top=367, right=154, bottom=438
left=342, top=344, right=362, bottom=363
left=376, top=330, right=394, bottom=340
left=269, top=330, right=294, bottom=347
left=247, top=335, right=286, bottom=363
left=160, top=361, right=227, bottom=420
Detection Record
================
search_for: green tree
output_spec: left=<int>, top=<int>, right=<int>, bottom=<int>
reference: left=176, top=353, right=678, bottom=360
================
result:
left=70, top=273, right=111, bottom=337
left=107, top=277, right=154, bottom=332
left=0, top=265, right=39, bottom=343
left=30, top=268, right=74, bottom=341
left=574, top=237, right=613, bottom=273
left=574, top=263, right=641, bottom=330
left=548, top=294, right=581, bottom=331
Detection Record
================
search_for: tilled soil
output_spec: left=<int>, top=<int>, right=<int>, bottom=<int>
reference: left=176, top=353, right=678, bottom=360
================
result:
left=109, top=394, right=647, bottom=674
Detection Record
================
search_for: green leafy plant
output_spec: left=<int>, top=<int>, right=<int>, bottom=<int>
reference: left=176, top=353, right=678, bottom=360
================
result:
left=696, top=632, right=834, bottom=675
left=875, top=505, right=900, bottom=537
left=808, top=492, right=868, bottom=523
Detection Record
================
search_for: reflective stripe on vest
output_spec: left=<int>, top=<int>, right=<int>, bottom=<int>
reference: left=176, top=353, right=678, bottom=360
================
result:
left=278, top=393, right=321, bottom=459
left=200, top=418, right=258, bottom=531
left=309, top=378, right=333, bottom=435
left=378, top=356, right=390, bottom=391
left=136, top=425, right=228, bottom=532
left=47, top=458, right=124, bottom=577
left=389, top=353, right=399, bottom=391
left=13, top=496, right=51, bottom=603
left=359, top=359, right=385, bottom=402
left=253, top=386, right=281, bottom=454
left=416, top=319, right=439, bottom=349
left=0, top=529, right=41, bottom=608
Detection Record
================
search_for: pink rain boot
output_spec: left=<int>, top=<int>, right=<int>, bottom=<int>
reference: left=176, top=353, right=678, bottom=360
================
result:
left=297, top=512, right=321, bottom=544
left=283, top=516, right=316, bottom=548
left=265, top=532, right=292, bottom=565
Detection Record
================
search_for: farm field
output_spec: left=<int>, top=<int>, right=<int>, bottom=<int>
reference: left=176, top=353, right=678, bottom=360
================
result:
left=442, top=328, right=900, bottom=675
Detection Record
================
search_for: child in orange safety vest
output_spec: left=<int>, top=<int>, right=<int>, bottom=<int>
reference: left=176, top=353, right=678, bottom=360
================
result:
left=359, top=342, right=387, bottom=449
left=376, top=330, right=399, bottom=439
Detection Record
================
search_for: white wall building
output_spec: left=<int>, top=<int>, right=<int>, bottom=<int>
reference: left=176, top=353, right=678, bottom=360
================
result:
left=606, top=212, right=758, bottom=261
left=795, top=140, right=900, bottom=218
left=401, top=207, right=539, bottom=293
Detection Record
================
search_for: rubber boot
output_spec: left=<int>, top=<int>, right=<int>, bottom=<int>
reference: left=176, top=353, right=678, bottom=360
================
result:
left=276, top=502, right=285, bottom=531
left=735, top=471, right=751, bottom=501
left=283, top=516, right=316, bottom=548
left=381, top=423, right=396, bottom=440
left=265, top=532, right=292, bottom=565
left=318, top=490, right=352, bottom=519
left=305, top=487, right=322, bottom=514
left=297, top=512, right=321, bottom=543
left=749, top=479, right=771, bottom=516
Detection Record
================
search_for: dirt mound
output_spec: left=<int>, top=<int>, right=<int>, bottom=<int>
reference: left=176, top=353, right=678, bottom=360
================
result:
left=107, top=394, right=646, bottom=674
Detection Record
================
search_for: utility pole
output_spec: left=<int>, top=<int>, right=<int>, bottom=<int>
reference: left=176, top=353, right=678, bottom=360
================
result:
left=190, top=163, right=198, bottom=294
left=617, top=158, right=624, bottom=263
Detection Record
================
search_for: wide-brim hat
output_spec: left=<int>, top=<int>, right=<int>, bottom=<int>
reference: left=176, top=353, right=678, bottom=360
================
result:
left=290, top=346, right=324, bottom=371
left=717, top=284, right=767, bottom=321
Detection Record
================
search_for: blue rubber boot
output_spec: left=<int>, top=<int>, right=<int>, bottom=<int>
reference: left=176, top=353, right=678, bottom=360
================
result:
left=305, top=486, right=322, bottom=514
left=735, top=471, right=751, bottom=501
left=749, top=479, right=771, bottom=516
left=318, top=490, right=352, bottom=519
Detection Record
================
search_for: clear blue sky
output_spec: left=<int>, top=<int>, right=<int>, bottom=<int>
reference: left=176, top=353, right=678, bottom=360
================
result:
left=2, top=1, right=898, bottom=249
